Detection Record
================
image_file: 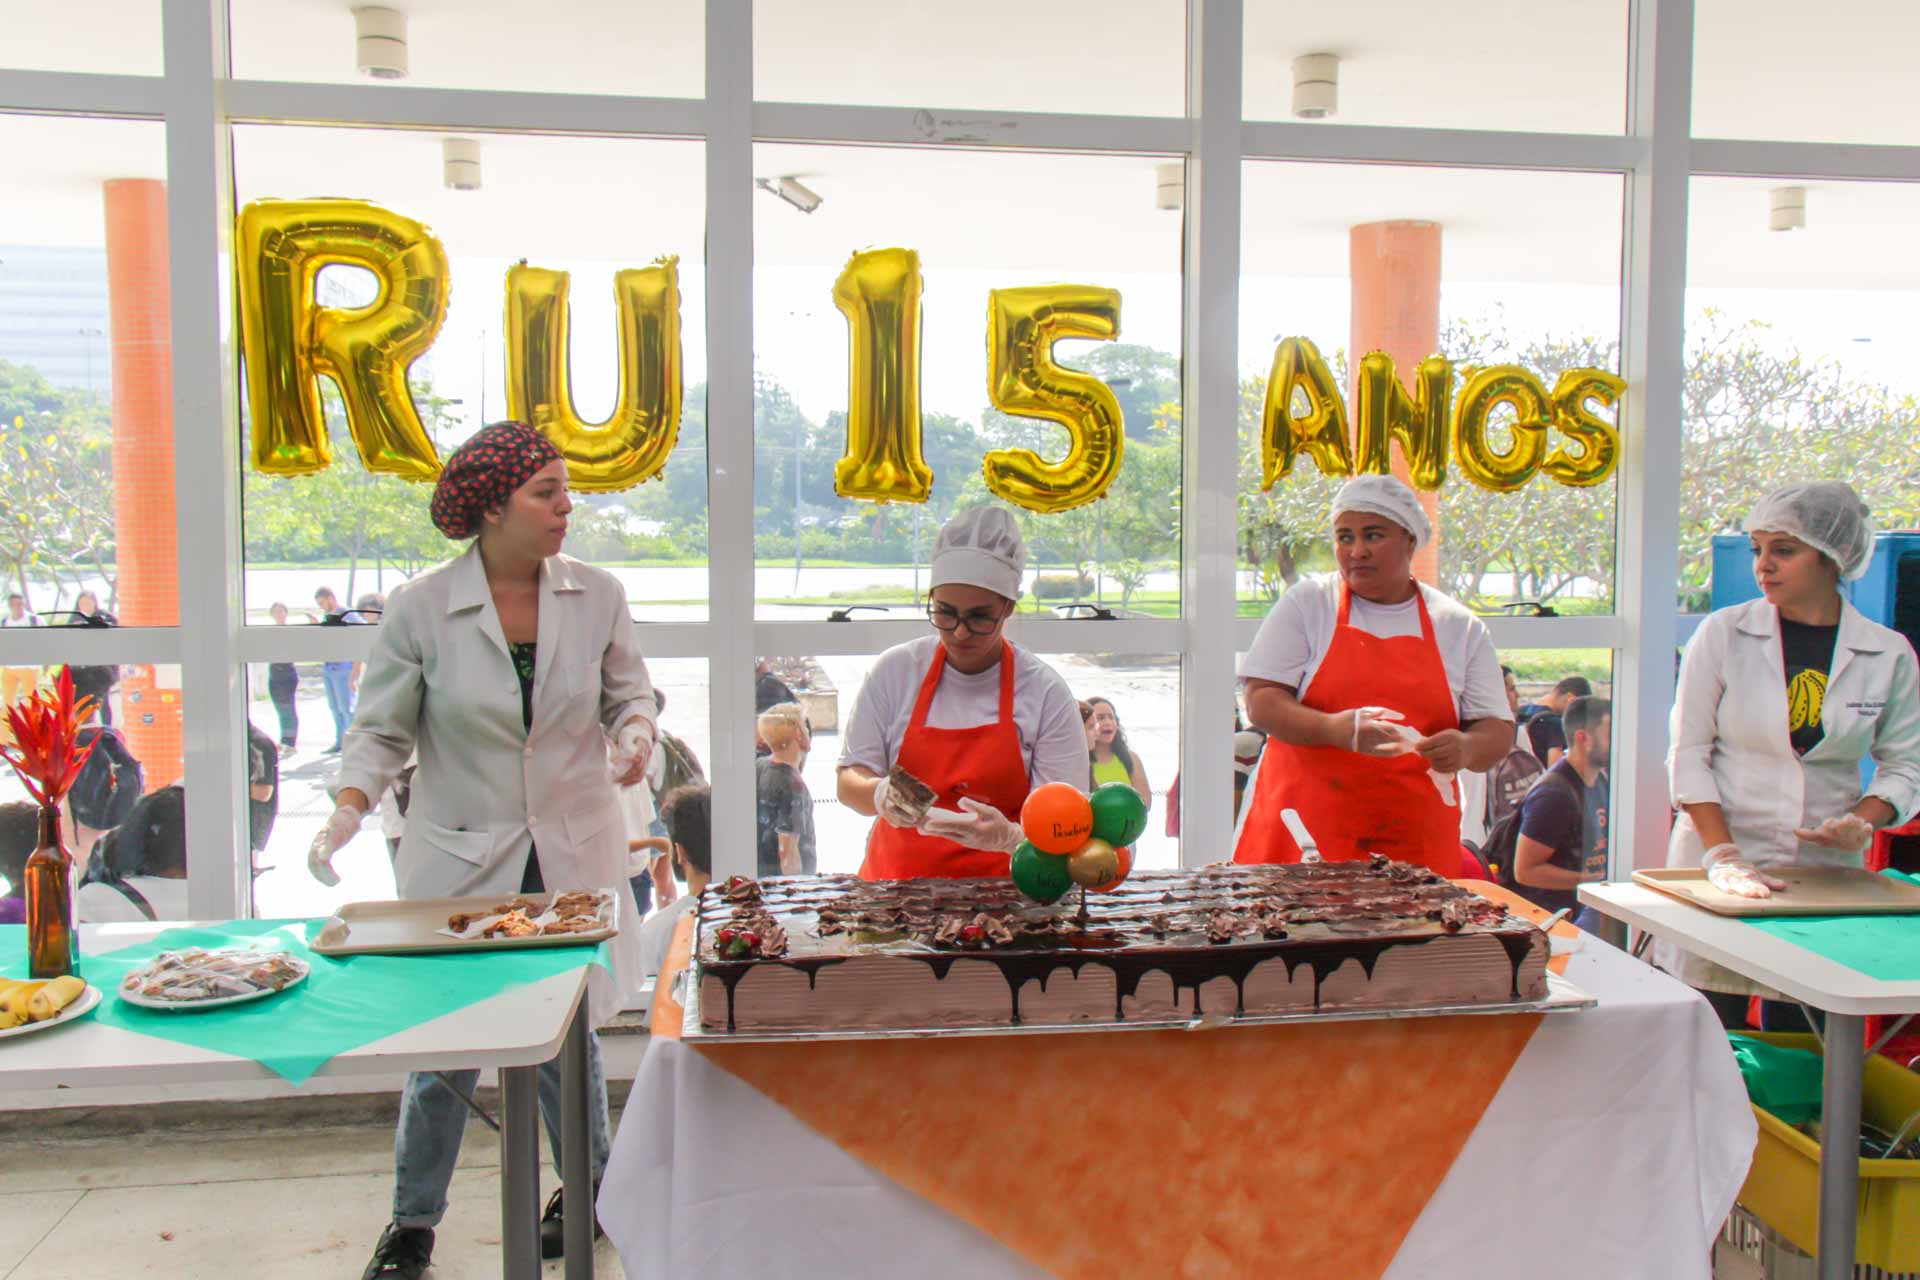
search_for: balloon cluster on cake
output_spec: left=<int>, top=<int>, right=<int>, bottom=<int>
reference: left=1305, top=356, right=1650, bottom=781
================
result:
left=1010, top=781, right=1149, bottom=904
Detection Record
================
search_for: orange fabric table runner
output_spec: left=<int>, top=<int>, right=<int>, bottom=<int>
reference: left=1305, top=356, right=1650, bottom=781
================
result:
left=648, top=881, right=1574, bottom=1279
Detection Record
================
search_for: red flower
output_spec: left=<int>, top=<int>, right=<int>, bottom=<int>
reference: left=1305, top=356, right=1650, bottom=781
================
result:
left=0, top=667, right=98, bottom=807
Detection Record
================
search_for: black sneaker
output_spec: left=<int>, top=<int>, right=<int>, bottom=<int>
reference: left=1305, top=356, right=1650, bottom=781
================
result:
left=362, top=1223, right=433, bottom=1280
left=539, top=1185, right=604, bottom=1260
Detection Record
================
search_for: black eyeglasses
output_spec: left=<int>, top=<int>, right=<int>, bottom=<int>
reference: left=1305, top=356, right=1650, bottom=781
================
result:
left=926, top=603, right=1003, bottom=636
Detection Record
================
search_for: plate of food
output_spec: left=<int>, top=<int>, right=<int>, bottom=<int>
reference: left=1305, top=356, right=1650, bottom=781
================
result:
left=118, top=947, right=311, bottom=1012
left=440, top=889, right=616, bottom=942
left=0, top=976, right=101, bottom=1039
left=310, top=888, right=620, bottom=956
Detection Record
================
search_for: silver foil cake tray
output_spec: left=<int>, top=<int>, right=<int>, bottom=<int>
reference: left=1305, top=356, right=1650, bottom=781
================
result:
left=679, top=967, right=1595, bottom=1045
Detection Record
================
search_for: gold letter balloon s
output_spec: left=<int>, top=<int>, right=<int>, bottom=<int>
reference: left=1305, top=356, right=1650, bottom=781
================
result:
left=982, top=285, right=1125, bottom=515
left=237, top=199, right=450, bottom=481
left=832, top=247, right=933, bottom=504
left=506, top=258, right=683, bottom=493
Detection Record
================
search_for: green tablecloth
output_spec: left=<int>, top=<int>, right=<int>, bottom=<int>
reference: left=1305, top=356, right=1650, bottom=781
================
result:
left=1, top=919, right=610, bottom=1085
left=1741, top=870, right=1920, bottom=983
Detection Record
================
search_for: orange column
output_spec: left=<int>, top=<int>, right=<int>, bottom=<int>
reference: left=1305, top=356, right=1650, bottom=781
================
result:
left=1349, top=220, right=1443, bottom=585
left=103, top=178, right=184, bottom=788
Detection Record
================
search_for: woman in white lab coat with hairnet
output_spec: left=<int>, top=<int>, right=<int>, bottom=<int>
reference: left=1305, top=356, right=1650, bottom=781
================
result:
left=1660, top=481, right=1920, bottom=1008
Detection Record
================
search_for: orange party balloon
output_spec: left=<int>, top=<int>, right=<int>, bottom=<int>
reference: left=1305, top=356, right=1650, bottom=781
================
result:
left=1111, top=843, right=1134, bottom=887
left=1021, top=782, right=1094, bottom=855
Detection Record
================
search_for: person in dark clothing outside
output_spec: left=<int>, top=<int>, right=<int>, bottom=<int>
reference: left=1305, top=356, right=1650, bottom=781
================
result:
left=1523, top=675, right=1593, bottom=766
left=1512, top=695, right=1610, bottom=927
left=0, top=802, right=37, bottom=924
left=267, top=602, right=300, bottom=749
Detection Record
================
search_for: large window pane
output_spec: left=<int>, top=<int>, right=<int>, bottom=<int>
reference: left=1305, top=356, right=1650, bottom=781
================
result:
left=1694, top=1, right=1920, bottom=145
left=1243, top=2, right=1627, bottom=134
left=754, top=1, right=1184, bottom=116
left=1683, top=178, right=1920, bottom=611
left=1, top=115, right=176, bottom=625
left=230, top=1, right=703, bottom=98
left=1238, top=161, right=1624, bottom=618
left=1, top=4, right=161, bottom=75
left=752, top=143, right=1184, bottom=620
left=232, top=125, right=708, bottom=623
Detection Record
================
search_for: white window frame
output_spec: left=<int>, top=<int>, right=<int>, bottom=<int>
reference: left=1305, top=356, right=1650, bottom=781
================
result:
left=7, top=0, right=1920, bottom=910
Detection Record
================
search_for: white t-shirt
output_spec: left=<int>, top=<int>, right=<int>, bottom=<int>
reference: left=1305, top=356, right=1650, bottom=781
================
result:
left=637, top=892, right=697, bottom=981
left=1, top=611, right=39, bottom=628
left=76, top=875, right=189, bottom=923
left=838, top=636, right=1091, bottom=793
left=1238, top=574, right=1512, bottom=725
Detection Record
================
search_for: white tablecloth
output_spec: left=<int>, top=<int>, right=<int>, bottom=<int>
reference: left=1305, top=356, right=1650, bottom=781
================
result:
left=600, top=936, right=1755, bottom=1279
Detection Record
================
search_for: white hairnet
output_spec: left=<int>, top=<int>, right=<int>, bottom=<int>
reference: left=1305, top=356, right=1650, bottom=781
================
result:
left=930, top=506, right=1028, bottom=601
left=1744, top=481, right=1875, bottom=581
left=1330, top=474, right=1432, bottom=550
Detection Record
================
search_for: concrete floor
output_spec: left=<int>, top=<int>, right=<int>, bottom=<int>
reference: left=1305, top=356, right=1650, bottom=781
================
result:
left=0, top=1098, right=625, bottom=1279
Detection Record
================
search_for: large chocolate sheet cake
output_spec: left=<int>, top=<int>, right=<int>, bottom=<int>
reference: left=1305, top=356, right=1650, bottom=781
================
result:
left=693, top=858, right=1550, bottom=1035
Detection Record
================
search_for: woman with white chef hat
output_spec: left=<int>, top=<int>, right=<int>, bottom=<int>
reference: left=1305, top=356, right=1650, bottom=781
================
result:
left=836, top=506, right=1090, bottom=879
left=1235, top=474, right=1515, bottom=875
left=305, top=423, right=658, bottom=1279
left=1660, top=481, right=1920, bottom=1008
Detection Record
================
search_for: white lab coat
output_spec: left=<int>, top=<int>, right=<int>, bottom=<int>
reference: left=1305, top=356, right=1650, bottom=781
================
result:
left=338, top=543, right=657, bottom=1022
left=1659, top=596, right=1920, bottom=991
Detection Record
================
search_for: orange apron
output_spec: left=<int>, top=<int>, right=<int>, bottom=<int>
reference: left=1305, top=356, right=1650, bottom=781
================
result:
left=860, top=641, right=1032, bottom=881
left=1237, top=582, right=1463, bottom=876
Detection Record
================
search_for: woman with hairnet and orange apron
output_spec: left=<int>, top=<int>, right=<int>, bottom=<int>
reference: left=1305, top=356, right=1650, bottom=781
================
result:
left=836, top=507, right=1090, bottom=879
left=1235, top=475, right=1516, bottom=875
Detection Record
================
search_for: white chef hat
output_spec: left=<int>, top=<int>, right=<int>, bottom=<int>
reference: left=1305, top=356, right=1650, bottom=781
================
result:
left=1745, top=481, right=1876, bottom=581
left=1330, top=474, right=1433, bottom=550
left=930, top=506, right=1028, bottom=601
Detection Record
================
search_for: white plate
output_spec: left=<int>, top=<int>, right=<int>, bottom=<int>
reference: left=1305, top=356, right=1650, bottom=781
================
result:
left=118, top=960, right=309, bottom=1012
left=0, top=982, right=104, bottom=1040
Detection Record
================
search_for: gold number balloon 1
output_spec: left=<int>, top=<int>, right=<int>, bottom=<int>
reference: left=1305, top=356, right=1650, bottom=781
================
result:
left=1352, top=351, right=1452, bottom=491
left=832, top=247, right=933, bottom=504
left=505, top=257, right=683, bottom=493
left=982, top=284, right=1125, bottom=515
left=1451, top=364, right=1553, bottom=493
left=1260, top=336, right=1353, bottom=489
left=1543, top=368, right=1625, bottom=487
left=236, top=198, right=450, bottom=481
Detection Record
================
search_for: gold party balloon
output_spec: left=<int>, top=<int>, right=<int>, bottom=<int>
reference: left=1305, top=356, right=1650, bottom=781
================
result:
left=506, top=257, right=683, bottom=493
left=981, top=284, right=1124, bottom=515
left=1066, top=838, right=1123, bottom=890
left=236, top=198, right=449, bottom=481
left=1452, top=364, right=1551, bottom=493
left=1543, top=368, right=1624, bottom=487
left=832, top=247, right=933, bottom=504
left=1352, top=351, right=1451, bottom=491
left=1260, top=336, right=1353, bottom=489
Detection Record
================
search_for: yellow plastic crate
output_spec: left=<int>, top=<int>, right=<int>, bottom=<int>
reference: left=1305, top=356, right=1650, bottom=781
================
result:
left=1735, top=1031, right=1920, bottom=1271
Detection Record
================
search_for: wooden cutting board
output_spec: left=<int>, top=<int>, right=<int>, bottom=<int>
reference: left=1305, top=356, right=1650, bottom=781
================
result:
left=1632, top=866, right=1920, bottom=917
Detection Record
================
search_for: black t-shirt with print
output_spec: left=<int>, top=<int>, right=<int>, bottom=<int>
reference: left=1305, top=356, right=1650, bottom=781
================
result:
left=1514, top=760, right=1609, bottom=914
left=1780, top=618, right=1839, bottom=757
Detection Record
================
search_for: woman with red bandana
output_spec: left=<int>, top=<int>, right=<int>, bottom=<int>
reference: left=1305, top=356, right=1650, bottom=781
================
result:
left=1235, top=475, right=1516, bottom=875
left=307, top=423, right=658, bottom=1279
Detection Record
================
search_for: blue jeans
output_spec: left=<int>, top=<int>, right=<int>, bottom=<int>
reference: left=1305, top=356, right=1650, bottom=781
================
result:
left=321, top=663, right=354, bottom=749
left=392, top=1032, right=609, bottom=1228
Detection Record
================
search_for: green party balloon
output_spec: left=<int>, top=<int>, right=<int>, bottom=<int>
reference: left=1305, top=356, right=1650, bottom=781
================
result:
left=1089, top=781, right=1148, bottom=847
left=1011, top=840, right=1073, bottom=903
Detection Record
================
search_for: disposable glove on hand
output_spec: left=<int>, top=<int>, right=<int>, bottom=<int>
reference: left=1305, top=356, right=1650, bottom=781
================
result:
left=610, top=721, right=654, bottom=787
left=871, top=777, right=925, bottom=829
left=1793, top=813, right=1874, bottom=856
left=1703, top=842, right=1789, bottom=899
left=1351, top=707, right=1415, bottom=758
left=919, top=797, right=1023, bottom=854
left=307, top=802, right=364, bottom=887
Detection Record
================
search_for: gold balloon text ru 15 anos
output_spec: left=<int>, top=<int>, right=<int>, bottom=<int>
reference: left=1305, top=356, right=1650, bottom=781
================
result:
left=235, top=199, right=1625, bottom=515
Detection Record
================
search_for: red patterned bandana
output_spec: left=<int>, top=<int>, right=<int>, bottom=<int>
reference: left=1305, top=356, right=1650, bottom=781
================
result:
left=430, top=422, right=563, bottom=540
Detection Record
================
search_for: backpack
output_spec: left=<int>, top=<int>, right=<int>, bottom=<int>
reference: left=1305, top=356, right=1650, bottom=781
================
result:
left=654, top=731, right=706, bottom=803
left=1483, top=747, right=1546, bottom=831
left=1481, top=769, right=1578, bottom=890
left=68, top=726, right=144, bottom=831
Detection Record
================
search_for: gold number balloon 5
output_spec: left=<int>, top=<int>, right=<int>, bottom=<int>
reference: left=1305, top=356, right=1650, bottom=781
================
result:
left=505, top=258, right=683, bottom=493
left=1451, top=364, right=1553, bottom=492
left=236, top=199, right=450, bottom=481
left=1353, top=351, right=1451, bottom=491
left=1260, top=336, right=1353, bottom=489
left=832, top=247, right=933, bottom=504
left=982, top=285, right=1125, bottom=514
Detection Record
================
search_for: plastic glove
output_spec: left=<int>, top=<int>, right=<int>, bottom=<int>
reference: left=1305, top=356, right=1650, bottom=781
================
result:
left=870, top=777, right=925, bottom=829
left=609, top=721, right=654, bottom=788
left=919, top=797, right=1024, bottom=854
left=307, top=802, right=364, bottom=887
left=1793, top=813, right=1874, bottom=856
left=1702, top=842, right=1790, bottom=899
left=1350, top=707, right=1415, bottom=758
